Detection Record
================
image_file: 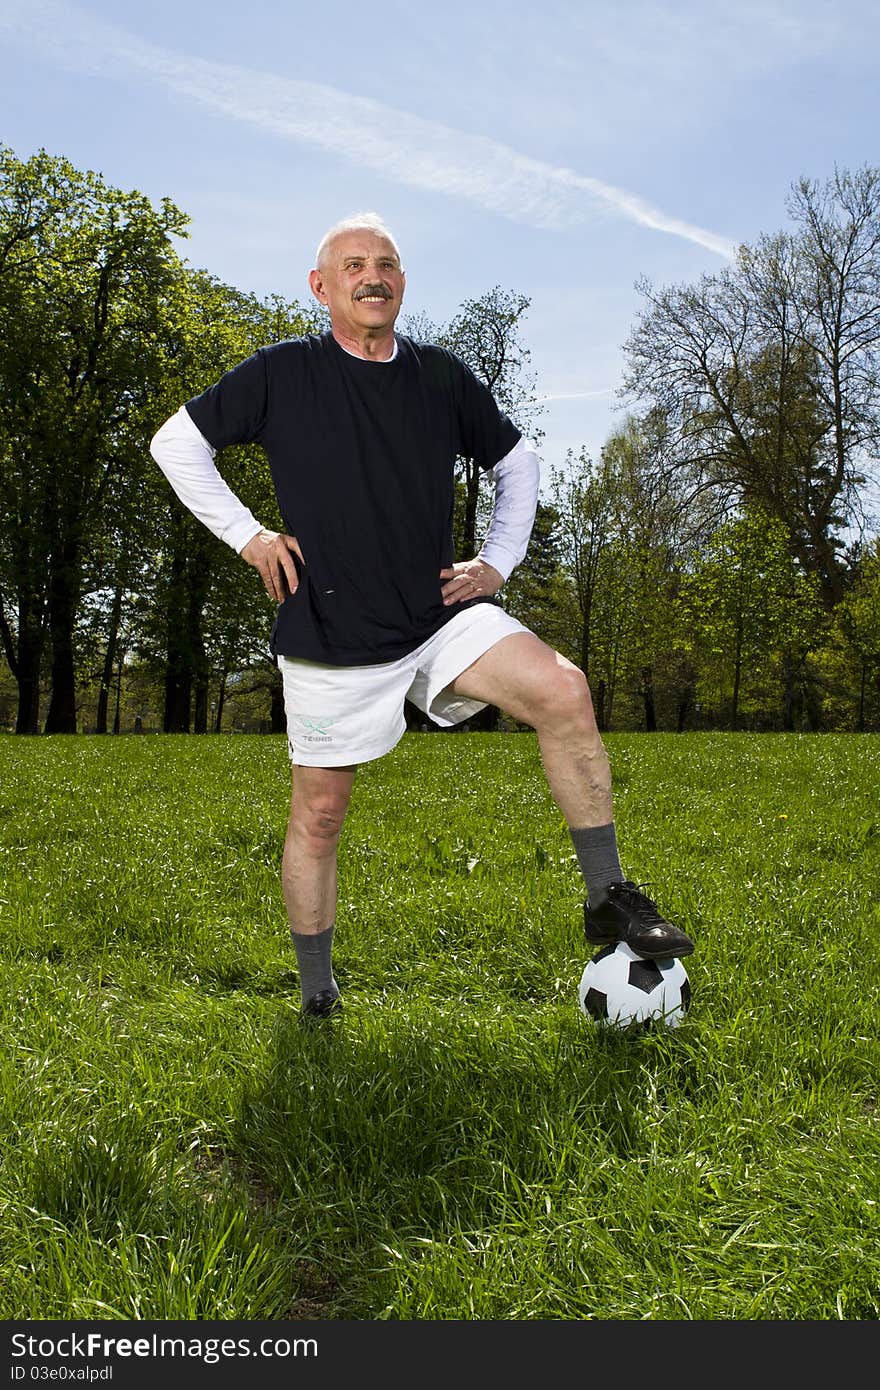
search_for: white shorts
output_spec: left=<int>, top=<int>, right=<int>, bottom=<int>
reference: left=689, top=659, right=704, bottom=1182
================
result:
left=277, top=603, right=528, bottom=766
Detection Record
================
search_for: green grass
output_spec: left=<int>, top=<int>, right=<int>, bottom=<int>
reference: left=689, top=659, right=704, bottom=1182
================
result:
left=0, top=731, right=878, bottom=1320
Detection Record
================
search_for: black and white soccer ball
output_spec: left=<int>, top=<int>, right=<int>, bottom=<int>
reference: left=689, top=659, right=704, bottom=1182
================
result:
left=578, top=941, right=691, bottom=1030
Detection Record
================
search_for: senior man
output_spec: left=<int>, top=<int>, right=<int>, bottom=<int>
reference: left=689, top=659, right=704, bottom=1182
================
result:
left=150, top=212, right=694, bottom=1023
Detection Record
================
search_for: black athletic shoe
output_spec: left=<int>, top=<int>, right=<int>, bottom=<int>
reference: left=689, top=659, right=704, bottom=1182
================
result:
left=583, top=881, right=694, bottom=959
left=299, top=988, right=343, bottom=1028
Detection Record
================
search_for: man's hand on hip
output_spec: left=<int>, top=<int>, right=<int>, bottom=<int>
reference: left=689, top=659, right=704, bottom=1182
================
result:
left=241, top=529, right=304, bottom=603
left=440, top=559, right=504, bottom=606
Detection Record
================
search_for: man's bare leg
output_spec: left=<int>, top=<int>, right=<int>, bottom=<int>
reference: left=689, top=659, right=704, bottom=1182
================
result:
left=450, top=633, right=612, bottom=826
left=283, top=764, right=357, bottom=1014
left=450, top=632, right=694, bottom=957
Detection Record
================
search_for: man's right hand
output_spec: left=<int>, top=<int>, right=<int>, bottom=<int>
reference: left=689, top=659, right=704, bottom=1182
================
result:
left=240, top=529, right=304, bottom=603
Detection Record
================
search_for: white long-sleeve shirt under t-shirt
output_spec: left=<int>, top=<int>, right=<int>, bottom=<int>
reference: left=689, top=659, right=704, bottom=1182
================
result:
left=149, top=405, right=541, bottom=583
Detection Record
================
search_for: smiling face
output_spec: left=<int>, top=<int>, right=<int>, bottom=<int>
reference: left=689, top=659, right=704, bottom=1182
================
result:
left=308, top=228, right=405, bottom=355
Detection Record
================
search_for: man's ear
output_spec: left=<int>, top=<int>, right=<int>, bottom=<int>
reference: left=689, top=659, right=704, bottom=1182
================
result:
left=308, top=268, right=326, bottom=303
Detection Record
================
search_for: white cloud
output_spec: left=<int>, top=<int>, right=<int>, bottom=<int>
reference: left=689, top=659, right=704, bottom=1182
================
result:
left=538, top=388, right=616, bottom=402
left=0, top=0, right=737, bottom=259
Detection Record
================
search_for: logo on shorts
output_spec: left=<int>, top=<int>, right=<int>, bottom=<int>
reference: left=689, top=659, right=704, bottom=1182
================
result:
left=297, top=715, right=337, bottom=742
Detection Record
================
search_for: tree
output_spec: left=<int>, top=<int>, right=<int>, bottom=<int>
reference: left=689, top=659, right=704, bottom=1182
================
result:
left=144, top=269, right=319, bottom=733
left=677, top=506, right=824, bottom=728
left=546, top=415, right=708, bottom=730
left=837, top=538, right=880, bottom=730
left=500, top=501, right=565, bottom=648
left=408, top=288, right=545, bottom=560
left=0, top=145, right=188, bottom=732
left=402, top=289, right=545, bottom=731
left=622, top=165, right=880, bottom=613
left=596, top=415, right=708, bottom=732
left=546, top=448, right=617, bottom=684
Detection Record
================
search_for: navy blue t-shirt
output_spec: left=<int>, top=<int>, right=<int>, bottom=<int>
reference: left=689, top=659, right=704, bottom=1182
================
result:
left=185, top=332, right=521, bottom=664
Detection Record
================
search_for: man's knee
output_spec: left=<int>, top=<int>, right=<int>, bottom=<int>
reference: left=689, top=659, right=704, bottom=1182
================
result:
left=556, top=660, right=592, bottom=711
left=289, top=771, right=353, bottom=851
left=533, top=658, right=596, bottom=733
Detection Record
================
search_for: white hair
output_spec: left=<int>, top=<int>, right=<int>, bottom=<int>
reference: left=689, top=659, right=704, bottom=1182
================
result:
left=314, top=212, right=402, bottom=269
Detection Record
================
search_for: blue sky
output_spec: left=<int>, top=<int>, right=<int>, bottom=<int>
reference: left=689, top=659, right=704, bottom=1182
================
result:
left=1, top=0, right=878, bottom=484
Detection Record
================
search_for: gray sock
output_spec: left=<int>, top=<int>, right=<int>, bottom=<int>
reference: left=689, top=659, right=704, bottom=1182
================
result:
left=569, top=823, right=625, bottom=909
left=291, top=923, right=337, bottom=1006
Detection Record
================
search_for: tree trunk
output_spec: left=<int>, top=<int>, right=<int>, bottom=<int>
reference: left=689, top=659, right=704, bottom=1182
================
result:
left=674, top=657, right=696, bottom=732
left=594, top=679, right=607, bottom=733
left=163, top=670, right=191, bottom=733
left=731, top=621, right=743, bottom=730
left=469, top=702, right=501, bottom=731
left=162, top=549, right=196, bottom=734
left=579, top=600, right=592, bottom=681
left=16, top=660, right=42, bottom=734
left=9, top=595, right=43, bottom=734
left=270, top=670, right=286, bottom=733
left=43, top=546, right=80, bottom=734
left=112, top=649, right=123, bottom=734
left=641, top=665, right=657, bottom=732
left=804, top=669, right=822, bottom=732
left=163, top=555, right=192, bottom=732
left=193, top=678, right=209, bottom=734
left=0, top=599, right=19, bottom=683
left=404, top=697, right=430, bottom=730
left=163, top=584, right=193, bottom=734
left=461, top=458, right=480, bottom=560
left=215, top=671, right=227, bottom=733
left=857, top=660, right=867, bottom=733
left=676, top=693, right=690, bottom=733
left=781, top=651, right=798, bottom=732
left=95, top=583, right=124, bottom=734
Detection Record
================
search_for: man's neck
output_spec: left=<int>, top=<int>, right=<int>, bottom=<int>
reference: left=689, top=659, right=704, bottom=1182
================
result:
left=330, top=326, right=397, bottom=361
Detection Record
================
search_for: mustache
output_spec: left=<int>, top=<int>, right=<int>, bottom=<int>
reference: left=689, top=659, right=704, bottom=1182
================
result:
left=353, top=284, right=393, bottom=300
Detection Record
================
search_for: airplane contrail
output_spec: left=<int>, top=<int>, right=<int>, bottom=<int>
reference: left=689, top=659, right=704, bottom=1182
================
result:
left=0, top=0, right=738, bottom=259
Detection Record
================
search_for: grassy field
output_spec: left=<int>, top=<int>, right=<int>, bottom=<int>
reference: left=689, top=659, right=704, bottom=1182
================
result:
left=0, top=730, right=878, bottom=1321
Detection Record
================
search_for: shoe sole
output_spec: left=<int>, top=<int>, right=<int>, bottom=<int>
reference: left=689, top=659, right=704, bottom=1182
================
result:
left=585, top=930, right=694, bottom=959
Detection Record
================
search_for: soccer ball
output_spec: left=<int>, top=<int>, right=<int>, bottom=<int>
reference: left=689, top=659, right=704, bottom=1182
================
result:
left=578, top=941, right=691, bottom=1030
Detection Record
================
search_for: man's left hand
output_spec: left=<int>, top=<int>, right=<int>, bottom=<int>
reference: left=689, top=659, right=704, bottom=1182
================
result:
left=440, top=559, right=504, bottom=606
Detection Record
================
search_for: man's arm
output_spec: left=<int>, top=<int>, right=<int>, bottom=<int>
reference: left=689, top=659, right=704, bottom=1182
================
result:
left=441, top=436, right=540, bottom=604
left=150, top=405, right=303, bottom=603
left=477, top=436, right=541, bottom=580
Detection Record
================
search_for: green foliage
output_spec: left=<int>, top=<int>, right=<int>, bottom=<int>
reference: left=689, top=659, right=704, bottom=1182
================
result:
left=142, top=268, right=319, bottom=732
left=545, top=417, right=710, bottom=729
left=839, top=540, right=880, bottom=669
left=1, top=144, right=878, bottom=735
left=499, top=502, right=564, bottom=640
left=0, top=143, right=189, bottom=732
left=0, top=142, right=324, bottom=735
left=677, top=506, right=827, bottom=727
